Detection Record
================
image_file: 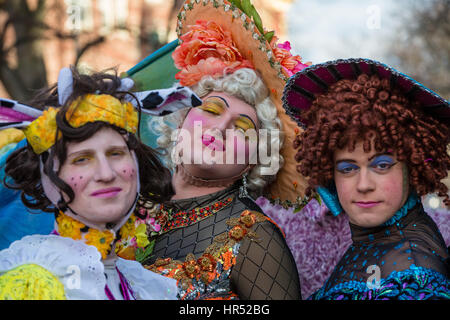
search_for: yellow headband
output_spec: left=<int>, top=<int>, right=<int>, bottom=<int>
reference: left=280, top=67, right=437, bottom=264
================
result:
left=24, top=94, right=138, bottom=154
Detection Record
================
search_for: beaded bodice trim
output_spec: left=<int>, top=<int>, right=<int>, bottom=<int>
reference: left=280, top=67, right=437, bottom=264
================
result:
left=146, top=210, right=267, bottom=300
left=159, top=196, right=234, bottom=233
left=309, top=264, right=449, bottom=300
left=310, top=204, right=449, bottom=300
left=136, top=184, right=239, bottom=237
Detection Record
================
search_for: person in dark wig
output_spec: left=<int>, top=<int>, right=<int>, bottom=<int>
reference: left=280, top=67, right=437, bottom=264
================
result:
left=0, top=66, right=199, bottom=299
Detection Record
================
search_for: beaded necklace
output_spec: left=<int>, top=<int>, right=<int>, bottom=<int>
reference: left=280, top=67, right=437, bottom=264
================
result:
left=159, top=196, right=234, bottom=233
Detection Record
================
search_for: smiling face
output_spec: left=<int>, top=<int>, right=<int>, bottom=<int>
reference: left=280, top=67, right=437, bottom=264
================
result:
left=58, top=127, right=138, bottom=225
left=333, top=140, right=409, bottom=227
left=177, top=91, right=260, bottom=180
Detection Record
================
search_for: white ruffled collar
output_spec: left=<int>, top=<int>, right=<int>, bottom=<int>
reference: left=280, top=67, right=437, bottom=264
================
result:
left=0, top=234, right=178, bottom=300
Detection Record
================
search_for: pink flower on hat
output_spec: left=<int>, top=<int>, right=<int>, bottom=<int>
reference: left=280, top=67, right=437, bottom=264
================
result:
left=173, top=20, right=253, bottom=86
left=271, top=38, right=310, bottom=77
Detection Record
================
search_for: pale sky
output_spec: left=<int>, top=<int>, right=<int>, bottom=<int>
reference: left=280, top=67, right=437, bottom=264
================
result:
left=286, top=0, right=412, bottom=67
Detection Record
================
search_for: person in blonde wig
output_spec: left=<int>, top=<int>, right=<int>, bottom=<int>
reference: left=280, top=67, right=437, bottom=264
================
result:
left=134, top=0, right=313, bottom=300
left=151, top=67, right=284, bottom=197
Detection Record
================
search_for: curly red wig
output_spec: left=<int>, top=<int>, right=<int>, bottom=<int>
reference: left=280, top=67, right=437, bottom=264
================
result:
left=294, top=74, right=450, bottom=207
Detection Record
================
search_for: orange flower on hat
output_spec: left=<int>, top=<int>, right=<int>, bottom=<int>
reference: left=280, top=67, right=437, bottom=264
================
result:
left=270, top=36, right=310, bottom=77
left=173, top=20, right=253, bottom=86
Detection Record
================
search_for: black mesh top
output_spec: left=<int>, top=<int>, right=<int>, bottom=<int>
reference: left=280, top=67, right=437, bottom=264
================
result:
left=143, top=183, right=301, bottom=300
left=310, top=203, right=449, bottom=300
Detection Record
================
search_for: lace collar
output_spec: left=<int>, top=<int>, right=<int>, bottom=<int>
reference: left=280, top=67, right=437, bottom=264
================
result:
left=349, top=201, right=423, bottom=244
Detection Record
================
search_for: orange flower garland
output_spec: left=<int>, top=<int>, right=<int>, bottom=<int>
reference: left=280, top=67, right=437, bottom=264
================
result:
left=55, top=213, right=84, bottom=240
left=55, top=212, right=114, bottom=259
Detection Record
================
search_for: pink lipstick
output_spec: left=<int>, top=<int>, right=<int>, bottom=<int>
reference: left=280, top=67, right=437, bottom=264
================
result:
left=202, top=134, right=225, bottom=151
left=91, top=187, right=122, bottom=198
left=202, top=134, right=215, bottom=147
left=354, top=201, right=381, bottom=208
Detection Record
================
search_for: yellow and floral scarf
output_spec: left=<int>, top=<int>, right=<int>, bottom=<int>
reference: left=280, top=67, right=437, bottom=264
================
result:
left=55, top=200, right=161, bottom=262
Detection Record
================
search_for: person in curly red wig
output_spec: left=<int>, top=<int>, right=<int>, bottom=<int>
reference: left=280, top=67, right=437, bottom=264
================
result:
left=282, top=58, right=449, bottom=300
left=295, top=73, right=450, bottom=209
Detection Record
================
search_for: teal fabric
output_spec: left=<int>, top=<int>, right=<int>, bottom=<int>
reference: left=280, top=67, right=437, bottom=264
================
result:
left=317, top=184, right=343, bottom=216
left=309, top=264, right=449, bottom=300
left=127, top=40, right=180, bottom=149
left=382, top=193, right=419, bottom=226
left=124, top=39, right=179, bottom=91
left=0, top=140, right=54, bottom=249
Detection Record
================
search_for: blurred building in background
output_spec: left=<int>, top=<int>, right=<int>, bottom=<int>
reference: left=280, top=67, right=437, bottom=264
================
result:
left=0, top=0, right=293, bottom=101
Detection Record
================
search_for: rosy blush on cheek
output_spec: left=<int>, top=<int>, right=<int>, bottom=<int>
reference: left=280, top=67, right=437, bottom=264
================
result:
left=236, top=136, right=252, bottom=158
left=381, top=180, right=404, bottom=205
left=118, top=165, right=137, bottom=180
left=67, top=174, right=86, bottom=192
left=225, top=135, right=250, bottom=164
left=183, top=111, right=208, bottom=129
left=382, top=183, right=400, bottom=195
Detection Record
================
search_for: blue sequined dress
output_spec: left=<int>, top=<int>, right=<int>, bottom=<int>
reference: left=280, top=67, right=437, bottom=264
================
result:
left=309, top=204, right=449, bottom=300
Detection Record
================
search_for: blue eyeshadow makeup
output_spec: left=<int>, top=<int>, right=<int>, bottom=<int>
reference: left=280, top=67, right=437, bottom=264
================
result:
left=336, top=162, right=359, bottom=173
left=369, top=155, right=396, bottom=169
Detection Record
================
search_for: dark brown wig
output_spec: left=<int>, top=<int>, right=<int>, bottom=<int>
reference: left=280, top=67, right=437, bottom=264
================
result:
left=4, top=66, right=174, bottom=213
left=294, top=74, right=450, bottom=207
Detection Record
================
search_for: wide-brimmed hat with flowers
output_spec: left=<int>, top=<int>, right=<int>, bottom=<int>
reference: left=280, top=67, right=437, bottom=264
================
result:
left=173, top=0, right=312, bottom=203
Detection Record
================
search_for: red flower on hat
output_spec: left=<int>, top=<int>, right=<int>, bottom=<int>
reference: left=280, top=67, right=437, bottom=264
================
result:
left=173, top=20, right=253, bottom=86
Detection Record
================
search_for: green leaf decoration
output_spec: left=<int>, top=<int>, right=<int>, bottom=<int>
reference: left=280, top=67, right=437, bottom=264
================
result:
left=241, top=0, right=252, bottom=14
left=249, top=4, right=264, bottom=34
left=135, top=239, right=156, bottom=263
left=270, top=191, right=324, bottom=215
left=229, top=0, right=263, bottom=37
left=314, top=192, right=322, bottom=205
left=264, top=30, right=274, bottom=43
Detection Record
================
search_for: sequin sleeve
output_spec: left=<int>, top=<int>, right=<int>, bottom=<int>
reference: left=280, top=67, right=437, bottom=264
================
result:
left=231, top=218, right=302, bottom=300
left=309, top=264, right=449, bottom=300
